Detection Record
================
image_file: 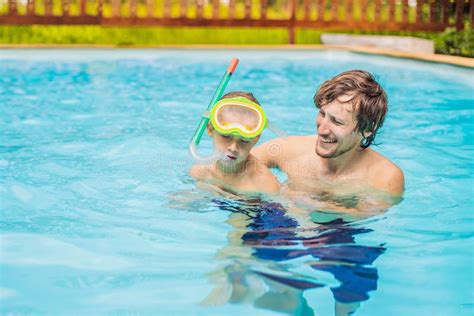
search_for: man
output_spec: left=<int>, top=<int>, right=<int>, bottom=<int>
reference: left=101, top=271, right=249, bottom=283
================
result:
left=253, top=70, right=404, bottom=210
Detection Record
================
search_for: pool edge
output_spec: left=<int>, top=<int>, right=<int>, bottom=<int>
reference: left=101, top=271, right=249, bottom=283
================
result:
left=0, top=44, right=473, bottom=69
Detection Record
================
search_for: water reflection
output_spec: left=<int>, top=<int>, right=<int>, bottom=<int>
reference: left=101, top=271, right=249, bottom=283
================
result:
left=204, top=198, right=385, bottom=316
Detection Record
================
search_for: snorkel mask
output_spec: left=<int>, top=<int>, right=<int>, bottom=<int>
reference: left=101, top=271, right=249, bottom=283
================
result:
left=210, top=96, right=267, bottom=139
left=189, top=58, right=239, bottom=164
left=189, top=58, right=286, bottom=164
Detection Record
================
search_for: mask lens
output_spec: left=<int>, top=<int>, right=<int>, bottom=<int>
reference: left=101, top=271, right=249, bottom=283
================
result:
left=215, top=104, right=261, bottom=132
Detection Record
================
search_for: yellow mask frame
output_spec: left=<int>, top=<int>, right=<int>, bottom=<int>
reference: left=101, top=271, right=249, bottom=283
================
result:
left=210, top=97, right=267, bottom=139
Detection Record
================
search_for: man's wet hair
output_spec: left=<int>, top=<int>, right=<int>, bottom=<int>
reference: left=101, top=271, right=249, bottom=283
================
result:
left=314, top=70, right=387, bottom=148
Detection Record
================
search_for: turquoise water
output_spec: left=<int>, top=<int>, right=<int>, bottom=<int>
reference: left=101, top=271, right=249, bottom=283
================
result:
left=1, top=49, right=473, bottom=315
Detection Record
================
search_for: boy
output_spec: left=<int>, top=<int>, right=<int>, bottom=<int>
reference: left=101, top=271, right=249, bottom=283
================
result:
left=190, top=91, right=280, bottom=195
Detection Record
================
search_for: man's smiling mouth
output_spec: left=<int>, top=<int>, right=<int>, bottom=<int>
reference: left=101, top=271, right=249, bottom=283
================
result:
left=320, top=137, right=337, bottom=144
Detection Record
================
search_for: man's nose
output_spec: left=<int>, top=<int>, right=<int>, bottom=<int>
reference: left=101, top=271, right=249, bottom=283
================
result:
left=317, top=118, right=330, bottom=135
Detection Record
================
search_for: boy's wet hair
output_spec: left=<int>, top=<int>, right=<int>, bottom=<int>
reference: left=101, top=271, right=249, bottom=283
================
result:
left=314, top=70, right=387, bottom=149
left=221, top=91, right=261, bottom=106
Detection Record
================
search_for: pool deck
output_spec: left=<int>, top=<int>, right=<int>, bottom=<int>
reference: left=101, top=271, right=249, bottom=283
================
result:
left=1, top=44, right=473, bottom=68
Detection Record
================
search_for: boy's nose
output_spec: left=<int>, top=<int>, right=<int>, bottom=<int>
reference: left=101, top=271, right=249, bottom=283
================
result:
left=227, top=140, right=239, bottom=153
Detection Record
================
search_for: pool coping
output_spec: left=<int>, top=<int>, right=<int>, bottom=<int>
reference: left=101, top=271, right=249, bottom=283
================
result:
left=1, top=44, right=473, bottom=68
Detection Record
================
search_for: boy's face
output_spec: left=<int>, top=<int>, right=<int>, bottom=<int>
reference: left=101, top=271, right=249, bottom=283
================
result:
left=208, top=127, right=259, bottom=165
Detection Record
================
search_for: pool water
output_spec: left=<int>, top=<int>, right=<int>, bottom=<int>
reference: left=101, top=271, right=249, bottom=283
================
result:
left=1, top=49, right=473, bottom=315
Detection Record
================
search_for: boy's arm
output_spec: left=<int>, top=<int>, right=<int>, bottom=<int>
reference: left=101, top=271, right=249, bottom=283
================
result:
left=190, top=165, right=234, bottom=196
left=254, top=165, right=281, bottom=194
left=189, top=164, right=208, bottom=180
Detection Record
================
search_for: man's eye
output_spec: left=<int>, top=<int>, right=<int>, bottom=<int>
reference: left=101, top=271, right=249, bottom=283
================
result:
left=240, top=139, right=250, bottom=144
left=222, top=135, right=231, bottom=139
left=331, top=118, right=343, bottom=125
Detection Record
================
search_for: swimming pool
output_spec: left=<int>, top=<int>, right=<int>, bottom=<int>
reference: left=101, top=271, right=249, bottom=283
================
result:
left=1, top=49, right=473, bottom=315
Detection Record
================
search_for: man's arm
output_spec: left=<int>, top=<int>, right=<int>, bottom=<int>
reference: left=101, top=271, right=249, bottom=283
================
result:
left=252, top=138, right=285, bottom=168
left=370, top=161, right=405, bottom=198
left=347, top=160, right=405, bottom=211
left=253, top=136, right=310, bottom=169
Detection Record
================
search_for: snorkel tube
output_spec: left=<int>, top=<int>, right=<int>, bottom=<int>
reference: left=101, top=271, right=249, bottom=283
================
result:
left=189, top=58, right=239, bottom=163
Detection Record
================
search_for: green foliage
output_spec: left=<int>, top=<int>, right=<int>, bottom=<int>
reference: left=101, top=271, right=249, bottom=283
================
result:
left=296, top=29, right=322, bottom=45
left=0, top=25, right=472, bottom=58
left=432, top=23, right=474, bottom=58
left=0, top=25, right=289, bottom=45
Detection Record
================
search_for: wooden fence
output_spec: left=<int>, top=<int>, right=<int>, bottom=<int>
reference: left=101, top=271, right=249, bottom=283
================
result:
left=0, top=0, right=473, bottom=43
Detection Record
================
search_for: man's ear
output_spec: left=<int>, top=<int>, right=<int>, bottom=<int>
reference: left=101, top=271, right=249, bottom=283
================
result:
left=252, top=135, right=261, bottom=144
left=362, top=130, right=373, bottom=138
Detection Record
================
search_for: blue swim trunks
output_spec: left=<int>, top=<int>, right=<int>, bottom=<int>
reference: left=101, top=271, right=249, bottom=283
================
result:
left=213, top=198, right=385, bottom=304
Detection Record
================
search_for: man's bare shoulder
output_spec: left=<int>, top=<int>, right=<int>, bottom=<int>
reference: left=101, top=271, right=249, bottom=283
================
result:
left=284, top=135, right=317, bottom=151
left=366, top=150, right=405, bottom=197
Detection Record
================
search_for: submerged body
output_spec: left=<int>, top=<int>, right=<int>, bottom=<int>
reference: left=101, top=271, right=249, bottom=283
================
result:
left=204, top=197, right=384, bottom=315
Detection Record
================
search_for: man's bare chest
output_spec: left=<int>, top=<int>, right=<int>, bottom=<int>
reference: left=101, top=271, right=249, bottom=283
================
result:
left=279, top=155, right=368, bottom=196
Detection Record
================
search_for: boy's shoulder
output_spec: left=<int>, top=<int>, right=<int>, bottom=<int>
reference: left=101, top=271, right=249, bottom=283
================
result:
left=189, top=164, right=213, bottom=180
left=249, top=156, right=281, bottom=194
